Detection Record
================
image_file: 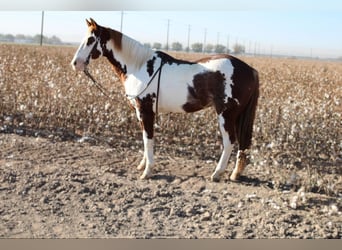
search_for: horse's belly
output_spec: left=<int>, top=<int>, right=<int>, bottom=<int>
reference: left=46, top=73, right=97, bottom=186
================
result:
left=158, top=83, right=189, bottom=113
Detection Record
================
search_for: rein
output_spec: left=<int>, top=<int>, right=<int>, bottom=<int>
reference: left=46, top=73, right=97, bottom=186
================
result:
left=83, top=68, right=113, bottom=99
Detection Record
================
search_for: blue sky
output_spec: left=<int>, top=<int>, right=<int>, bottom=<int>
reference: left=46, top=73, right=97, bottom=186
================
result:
left=0, top=5, right=341, bottom=58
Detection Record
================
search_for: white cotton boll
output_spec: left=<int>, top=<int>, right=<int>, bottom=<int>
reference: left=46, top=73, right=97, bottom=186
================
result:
left=290, top=195, right=298, bottom=209
left=329, top=204, right=339, bottom=215
left=105, top=103, right=111, bottom=111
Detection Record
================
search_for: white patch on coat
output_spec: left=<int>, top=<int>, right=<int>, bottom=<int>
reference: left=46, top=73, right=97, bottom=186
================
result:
left=124, top=56, right=237, bottom=114
left=211, top=114, right=234, bottom=180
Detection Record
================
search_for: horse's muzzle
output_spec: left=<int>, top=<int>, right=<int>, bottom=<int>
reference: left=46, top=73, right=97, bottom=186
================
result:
left=71, top=58, right=87, bottom=71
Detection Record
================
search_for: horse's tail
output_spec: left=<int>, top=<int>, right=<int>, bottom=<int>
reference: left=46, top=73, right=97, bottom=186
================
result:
left=236, top=69, right=259, bottom=151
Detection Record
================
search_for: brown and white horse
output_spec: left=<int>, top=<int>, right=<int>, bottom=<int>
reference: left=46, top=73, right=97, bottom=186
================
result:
left=71, top=18, right=259, bottom=182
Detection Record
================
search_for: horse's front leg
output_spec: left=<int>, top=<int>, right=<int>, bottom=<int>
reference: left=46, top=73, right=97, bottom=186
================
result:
left=139, top=130, right=154, bottom=179
left=135, top=96, right=155, bottom=179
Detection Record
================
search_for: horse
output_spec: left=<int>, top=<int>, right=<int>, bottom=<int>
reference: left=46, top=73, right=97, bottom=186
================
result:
left=71, top=18, right=259, bottom=182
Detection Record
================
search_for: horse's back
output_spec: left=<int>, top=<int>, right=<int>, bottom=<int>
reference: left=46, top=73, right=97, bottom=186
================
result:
left=157, top=53, right=258, bottom=114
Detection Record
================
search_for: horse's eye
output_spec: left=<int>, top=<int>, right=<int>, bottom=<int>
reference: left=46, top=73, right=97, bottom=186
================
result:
left=86, top=37, right=96, bottom=46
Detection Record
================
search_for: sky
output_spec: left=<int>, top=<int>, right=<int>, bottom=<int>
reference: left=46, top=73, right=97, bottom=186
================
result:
left=0, top=1, right=341, bottom=58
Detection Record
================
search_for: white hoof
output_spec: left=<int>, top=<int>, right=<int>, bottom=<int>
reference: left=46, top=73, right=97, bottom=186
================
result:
left=137, top=157, right=146, bottom=170
left=140, top=169, right=152, bottom=180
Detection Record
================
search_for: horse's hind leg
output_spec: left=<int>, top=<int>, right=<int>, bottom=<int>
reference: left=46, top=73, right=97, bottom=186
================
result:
left=230, top=150, right=247, bottom=181
left=211, top=113, right=235, bottom=182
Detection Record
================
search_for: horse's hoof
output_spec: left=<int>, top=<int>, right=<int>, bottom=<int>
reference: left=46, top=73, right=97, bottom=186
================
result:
left=230, top=173, right=241, bottom=182
left=210, top=174, right=221, bottom=182
left=140, top=171, right=152, bottom=180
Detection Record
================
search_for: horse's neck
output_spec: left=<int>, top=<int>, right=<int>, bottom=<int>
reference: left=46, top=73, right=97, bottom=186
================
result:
left=108, top=33, right=154, bottom=77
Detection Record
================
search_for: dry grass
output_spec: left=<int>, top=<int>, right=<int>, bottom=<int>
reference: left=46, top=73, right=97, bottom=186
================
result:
left=0, top=44, right=341, bottom=197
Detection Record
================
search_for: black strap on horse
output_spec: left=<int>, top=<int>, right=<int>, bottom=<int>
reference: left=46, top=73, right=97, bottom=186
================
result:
left=84, top=58, right=166, bottom=125
left=83, top=68, right=113, bottom=99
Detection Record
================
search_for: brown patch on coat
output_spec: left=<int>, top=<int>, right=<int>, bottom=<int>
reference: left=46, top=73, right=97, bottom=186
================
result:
left=86, top=37, right=95, bottom=46
left=220, top=97, right=241, bottom=144
left=93, top=27, right=127, bottom=82
left=90, top=44, right=101, bottom=60
left=135, top=94, right=156, bottom=139
left=86, top=21, right=126, bottom=82
left=108, top=29, right=122, bottom=51
left=220, top=57, right=259, bottom=151
left=182, top=71, right=226, bottom=114
left=156, top=51, right=195, bottom=66
left=146, top=56, right=156, bottom=77
left=87, top=19, right=123, bottom=52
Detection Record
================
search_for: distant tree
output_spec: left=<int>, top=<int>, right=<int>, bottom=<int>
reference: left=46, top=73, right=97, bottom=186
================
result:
left=33, top=34, right=43, bottom=44
left=191, top=42, right=203, bottom=53
left=214, top=44, right=226, bottom=53
left=0, top=34, right=15, bottom=42
left=15, top=34, right=26, bottom=40
left=48, top=35, right=63, bottom=45
left=152, top=42, right=162, bottom=50
left=233, top=43, right=245, bottom=54
left=171, top=42, right=183, bottom=51
left=144, top=42, right=151, bottom=48
left=205, top=43, right=214, bottom=53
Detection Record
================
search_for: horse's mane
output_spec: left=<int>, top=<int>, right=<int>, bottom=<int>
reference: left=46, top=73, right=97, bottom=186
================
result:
left=107, top=28, right=154, bottom=70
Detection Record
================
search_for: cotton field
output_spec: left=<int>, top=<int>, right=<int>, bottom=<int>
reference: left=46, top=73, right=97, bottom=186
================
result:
left=0, top=44, right=341, bottom=196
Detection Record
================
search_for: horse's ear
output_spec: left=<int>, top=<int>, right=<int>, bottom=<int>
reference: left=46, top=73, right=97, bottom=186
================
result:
left=89, top=18, right=98, bottom=28
left=86, top=18, right=98, bottom=29
left=86, top=19, right=92, bottom=27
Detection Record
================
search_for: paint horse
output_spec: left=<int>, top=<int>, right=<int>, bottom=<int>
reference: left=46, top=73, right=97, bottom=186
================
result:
left=71, top=18, right=259, bottom=182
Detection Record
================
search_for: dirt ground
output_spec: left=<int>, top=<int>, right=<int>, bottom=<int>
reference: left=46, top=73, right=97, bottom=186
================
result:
left=0, top=132, right=341, bottom=238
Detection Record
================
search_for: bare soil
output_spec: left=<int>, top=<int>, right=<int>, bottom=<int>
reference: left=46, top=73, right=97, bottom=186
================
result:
left=0, top=133, right=341, bottom=238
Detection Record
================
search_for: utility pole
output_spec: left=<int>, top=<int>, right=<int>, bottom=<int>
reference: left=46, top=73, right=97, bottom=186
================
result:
left=40, top=11, right=44, bottom=46
left=226, top=35, right=230, bottom=54
left=120, top=11, right=124, bottom=32
left=187, top=25, right=191, bottom=52
left=166, top=19, right=170, bottom=51
left=203, top=28, right=207, bottom=54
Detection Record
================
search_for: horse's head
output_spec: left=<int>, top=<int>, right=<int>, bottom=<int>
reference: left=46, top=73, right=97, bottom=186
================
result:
left=71, top=18, right=104, bottom=71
